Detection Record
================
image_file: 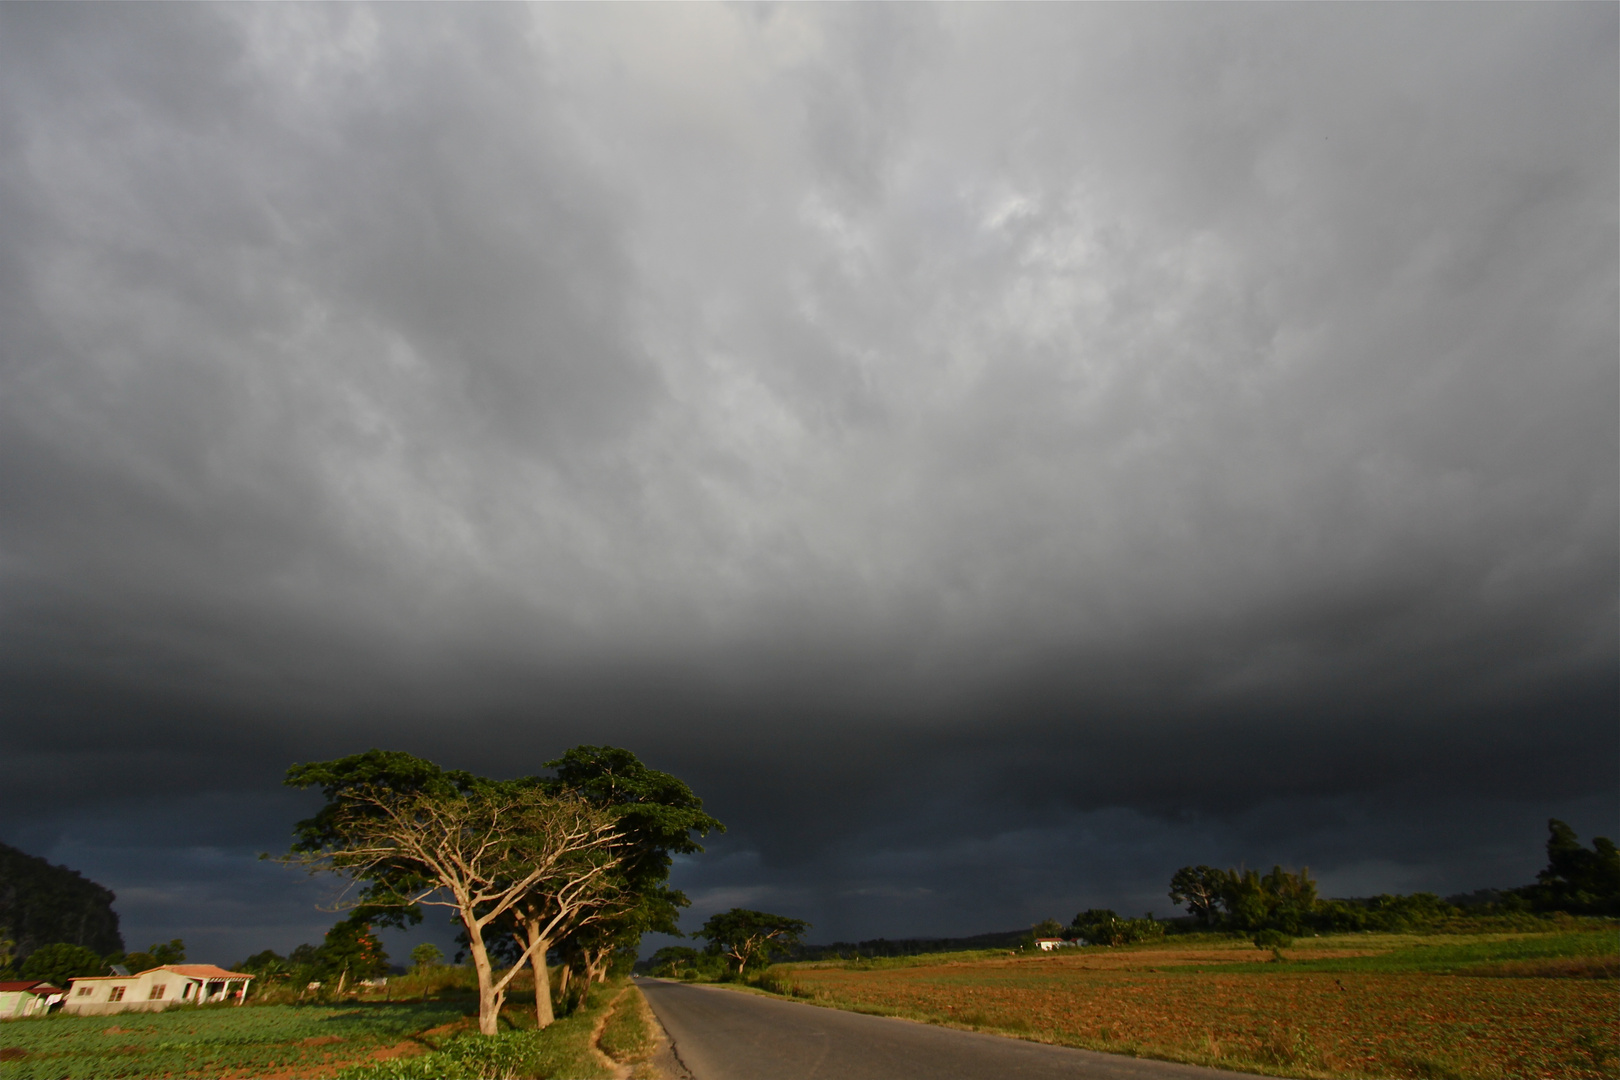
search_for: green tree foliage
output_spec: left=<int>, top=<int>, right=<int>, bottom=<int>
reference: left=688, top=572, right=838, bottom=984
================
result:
left=1070, top=909, right=1165, bottom=946
left=538, top=746, right=723, bottom=954
left=282, top=750, right=479, bottom=930
left=237, top=949, right=296, bottom=984
left=20, top=942, right=105, bottom=986
left=541, top=746, right=724, bottom=912
left=318, top=917, right=390, bottom=983
left=1219, top=866, right=1320, bottom=934
left=0, top=841, right=124, bottom=962
left=1165, top=865, right=1321, bottom=934
left=410, top=943, right=443, bottom=971
left=1168, top=865, right=1225, bottom=926
left=1524, top=819, right=1620, bottom=915
left=697, top=909, right=810, bottom=973
left=1315, top=891, right=1457, bottom=932
left=107, top=938, right=186, bottom=974
left=646, top=945, right=700, bottom=976
left=487, top=745, right=725, bottom=1025
left=283, top=749, right=623, bottom=1036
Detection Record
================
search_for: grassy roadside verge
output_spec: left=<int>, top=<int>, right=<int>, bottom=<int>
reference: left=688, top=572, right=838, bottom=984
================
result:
left=597, top=982, right=659, bottom=1077
left=337, top=984, right=625, bottom=1080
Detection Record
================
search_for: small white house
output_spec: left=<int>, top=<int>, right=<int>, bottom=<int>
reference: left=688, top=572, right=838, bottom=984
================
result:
left=1034, top=937, right=1070, bottom=951
left=0, top=981, right=64, bottom=1018
left=63, top=965, right=254, bottom=1016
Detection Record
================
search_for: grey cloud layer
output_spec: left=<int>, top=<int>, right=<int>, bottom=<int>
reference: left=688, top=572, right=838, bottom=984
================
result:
left=0, top=4, right=1613, bottom=951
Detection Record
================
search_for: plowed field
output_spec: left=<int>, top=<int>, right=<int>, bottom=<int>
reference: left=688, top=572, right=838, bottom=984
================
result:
left=776, top=933, right=1619, bottom=1079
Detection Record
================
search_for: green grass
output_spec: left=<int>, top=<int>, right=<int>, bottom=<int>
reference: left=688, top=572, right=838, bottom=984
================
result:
left=1216, top=929, right=1620, bottom=976
left=0, top=1001, right=467, bottom=1079
left=790, top=948, right=1017, bottom=972
left=595, top=985, right=653, bottom=1064
left=338, top=981, right=622, bottom=1080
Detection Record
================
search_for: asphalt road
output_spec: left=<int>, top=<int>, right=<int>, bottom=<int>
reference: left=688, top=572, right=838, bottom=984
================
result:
left=635, top=978, right=1235, bottom=1080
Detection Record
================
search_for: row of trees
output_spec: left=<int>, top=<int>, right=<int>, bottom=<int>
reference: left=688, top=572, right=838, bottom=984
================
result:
left=279, top=745, right=720, bottom=1036
left=1, top=938, right=187, bottom=989
left=1163, top=819, right=1620, bottom=940
left=237, top=917, right=392, bottom=994
left=645, top=908, right=811, bottom=977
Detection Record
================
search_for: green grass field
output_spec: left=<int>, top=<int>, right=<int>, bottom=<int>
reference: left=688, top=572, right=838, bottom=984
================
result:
left=0, top=977, right=649, bottom=1080
left=0, top=1001, right=466, bottom=1079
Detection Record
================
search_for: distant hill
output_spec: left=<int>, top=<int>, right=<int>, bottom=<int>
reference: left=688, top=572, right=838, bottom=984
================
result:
left=0, top=841, right=124, bottom=961
left=788, top=929, right=1029, bottom=961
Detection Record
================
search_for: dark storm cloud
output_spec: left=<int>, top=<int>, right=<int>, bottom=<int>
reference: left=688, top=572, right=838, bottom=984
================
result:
left=1, top=4, right=1613, bottom=955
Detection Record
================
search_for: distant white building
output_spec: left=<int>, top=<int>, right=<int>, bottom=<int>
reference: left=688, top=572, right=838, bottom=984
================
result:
left=1034, top=937, right=1069, bottom=951
left=0, top=980, right=64, bottom=1018
left=62, top=965, right=254, bottom=1016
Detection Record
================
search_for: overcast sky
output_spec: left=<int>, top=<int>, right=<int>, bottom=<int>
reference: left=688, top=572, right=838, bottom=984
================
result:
left=2, top=3, right=1615, bottom=965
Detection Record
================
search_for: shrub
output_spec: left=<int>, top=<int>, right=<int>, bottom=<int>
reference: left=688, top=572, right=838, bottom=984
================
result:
left=1252, top=928, right=1294, bottom=951
left=20, top=942, right=104, bottom=986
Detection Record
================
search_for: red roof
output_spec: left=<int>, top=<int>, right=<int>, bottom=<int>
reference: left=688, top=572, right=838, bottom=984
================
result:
left=0, top=981, right=60, bottom=994
left=157, top=965, right=254, bottom=980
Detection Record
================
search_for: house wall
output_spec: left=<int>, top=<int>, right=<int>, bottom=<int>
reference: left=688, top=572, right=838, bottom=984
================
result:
left=63, top=969, right=250, bottom=1015
left=63, top=972, right=173, bottom=1015
left=1, top=991, right=47, bottom=1018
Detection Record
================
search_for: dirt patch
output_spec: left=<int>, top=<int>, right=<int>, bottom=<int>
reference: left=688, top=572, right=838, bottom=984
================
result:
left=0, top=1047, right=28, bottom=1062
left=300, top=1035, right=346, bottom=1046
left=102, top=1025, right=134, bottom=1034
left=369, top=1039, right=429, bottom=1061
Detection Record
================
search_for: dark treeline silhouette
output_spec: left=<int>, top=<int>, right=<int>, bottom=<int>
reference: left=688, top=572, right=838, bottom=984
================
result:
left=0, top=841, right=124, bottom=962
left=1159, top=819, right=1619, bottom=946
left=786, top=928, right=1030, bottom=961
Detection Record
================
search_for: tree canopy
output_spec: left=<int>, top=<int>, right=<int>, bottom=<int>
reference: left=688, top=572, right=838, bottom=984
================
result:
left=1526, top=819, right=1620, bottom=915
left=697, top=908, right=810, bottom=973
left=283, top=750, right=624, bottom=1035
left=20, top=942, right=104, bottom=987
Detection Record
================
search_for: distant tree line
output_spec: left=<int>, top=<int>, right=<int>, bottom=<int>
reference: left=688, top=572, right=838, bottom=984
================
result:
left=236, top=916, right=391, bottom=996
left=1153, top=818, right=1619, bottom=947
left=643, top=908, right=811, bottom=978
left=998, top=819, right=1619, bottom=956
left=0, top=937, right=188, bottom=990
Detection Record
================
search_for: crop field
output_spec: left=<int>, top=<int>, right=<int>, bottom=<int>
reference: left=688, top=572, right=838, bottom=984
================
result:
left=770, top=928, right=1620, bottom=1079
left=0, top=1001, right=467, bottom=1079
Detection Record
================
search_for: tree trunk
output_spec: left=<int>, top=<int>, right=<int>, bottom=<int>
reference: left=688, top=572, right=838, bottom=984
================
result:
left=465, top=925, right=504, bottom=1036
left=526, top=925, right=554, bottom=1029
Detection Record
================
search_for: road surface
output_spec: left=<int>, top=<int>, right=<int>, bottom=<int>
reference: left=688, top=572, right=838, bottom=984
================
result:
left=635, top=977, right=1235, bottom=1080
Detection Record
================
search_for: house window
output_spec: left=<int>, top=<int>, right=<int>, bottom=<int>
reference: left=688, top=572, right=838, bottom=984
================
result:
left=77, top=987, right=93, bottom=996
left=109, top=987, right=127, bottom=1001
left=149, top=985, right=166, bottom=1000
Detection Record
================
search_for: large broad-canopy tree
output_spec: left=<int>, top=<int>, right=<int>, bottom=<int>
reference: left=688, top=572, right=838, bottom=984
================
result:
left=1168, top=865, right=1227, bottom=927
left=510, top=745, right=724, bottom=1023
left=697, top=908, right=810, bottom=973
left=539, top=745, right=723, bottom=934
left=283, top=750, right=624, bottom=1035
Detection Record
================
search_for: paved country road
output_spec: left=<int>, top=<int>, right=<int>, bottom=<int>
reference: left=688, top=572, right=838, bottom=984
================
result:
left=635, top=978, right=1236, bottom=1080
